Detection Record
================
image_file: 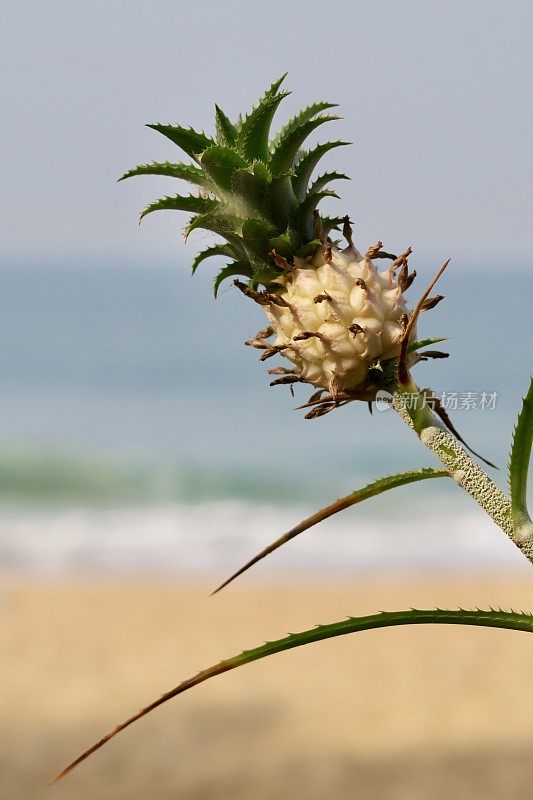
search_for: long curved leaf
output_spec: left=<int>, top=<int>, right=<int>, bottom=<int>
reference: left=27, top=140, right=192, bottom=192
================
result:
left=292, top=141, right=351, bottom=200
left=213, top=468, right=449, bottom=594
left=139, top=194, right=219, bottom=221
left=308, top=170, right=350, bottom=196
left=270, top=101, right=338, bottom=150
left=118, top=162, right=207, bottom=187
left=270, top=116, right=341, bottom=177
left=509, top=376, right=533, bottom=529
left=52, top=607, right=533, bottom=782
left=238, top=92, right=290, bottom=162
left=146, top=124, right=214, bottom=160
left=191, top=244, right=237, bottom=275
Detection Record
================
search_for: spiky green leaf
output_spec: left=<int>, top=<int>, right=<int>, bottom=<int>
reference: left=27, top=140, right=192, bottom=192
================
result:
left=407, top=337, right=449, bottom=354
left=214, top=105, right=238, bottom=147
left=271, top=101, right=339, bottom=149
left=200, top=146, right=248, bottom=190
left=238, top=91, right=291, bottom=162
left=118, top=162, right=207, bottom=187
left=184, top=212, right=244, bottom=246
left=214, top=262, right=253, bottom=297
left=214, top=468, right=449, bottom=593
left=509, top=376, right=533, bottom=530
left=294, top=189, right=340, bottom=239
left=321, top=215, right=345, bottom=237
left=262, top=73, right=288, bottom=99
left=270, top=116, right=341, bottom=177
left=240, top=218, right=278, bottom=260
left=53, top=607, right=533, bottom=780
left=230, top=167, right=270, bottom=217
left=146, top=124, right=214, bottom=160
left=140, top=195, right=219, bottom=221
left=269, top=228, right=301, bottom=259
left=191, top=244, right=238, bottom=275
left=308, top=171, right=350, bottom=195
left=292, top=141, right=351, bottom=200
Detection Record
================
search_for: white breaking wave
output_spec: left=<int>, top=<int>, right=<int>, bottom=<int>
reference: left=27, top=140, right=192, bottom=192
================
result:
left=0, top=501, right=527, bottom=574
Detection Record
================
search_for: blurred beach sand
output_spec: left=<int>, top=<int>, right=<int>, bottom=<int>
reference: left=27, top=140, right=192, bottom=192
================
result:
left=3, top=573, right=533, bottom=799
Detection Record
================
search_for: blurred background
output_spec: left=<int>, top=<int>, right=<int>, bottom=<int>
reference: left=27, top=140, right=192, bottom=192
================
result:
left=1, top=1, right=533, bottom=797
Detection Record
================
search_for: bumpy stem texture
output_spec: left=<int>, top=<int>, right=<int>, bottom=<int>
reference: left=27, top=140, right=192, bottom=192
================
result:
left=393, top=390, right=533, bottom=563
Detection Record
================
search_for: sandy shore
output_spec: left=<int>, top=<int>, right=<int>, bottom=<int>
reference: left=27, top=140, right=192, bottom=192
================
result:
left=2, top=572, right=533, bottom=799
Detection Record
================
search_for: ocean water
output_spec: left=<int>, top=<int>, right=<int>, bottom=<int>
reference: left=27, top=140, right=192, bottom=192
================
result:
left=0, top=260, right=531, bottom=574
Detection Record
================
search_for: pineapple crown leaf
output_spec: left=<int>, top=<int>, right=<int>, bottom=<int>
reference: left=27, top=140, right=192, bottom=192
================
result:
left=126, top=77, right=349, bottom=288
left=213, top=261, right=254, bottom=298
left=191, top=244, right=238, bottom=275
left=139, top=194, right=219, bottom=222
left=118, top=161, right=208, bottom=187
left=184, top=211, right=245, bottom=245
left=269, top=115, right=342, bottom=177
left=237, top=90, right=292, bottom=162
left=270, top=101, right=339, bottom=150
left=199, top=145, right=248, bottom=190
left=292, top=140, right=351, bottom=200
left=295, top=189, right=341, bottom=240
left=308, top=170, right=351, bottom=196
left=146, top=124, right=214, bottom=161
left=214, top=104, right=238, bottom=147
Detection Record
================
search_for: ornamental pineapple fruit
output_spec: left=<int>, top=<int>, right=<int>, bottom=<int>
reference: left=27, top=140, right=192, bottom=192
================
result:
left=121, top=75, right=435, bottom=416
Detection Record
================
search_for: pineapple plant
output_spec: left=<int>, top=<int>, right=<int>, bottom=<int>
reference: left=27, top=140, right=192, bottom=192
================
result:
left=53, top=76, right=533, bottom=783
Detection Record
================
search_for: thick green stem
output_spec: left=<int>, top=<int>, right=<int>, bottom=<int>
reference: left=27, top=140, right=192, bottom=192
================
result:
left=393, top=389, right=533, bottom=564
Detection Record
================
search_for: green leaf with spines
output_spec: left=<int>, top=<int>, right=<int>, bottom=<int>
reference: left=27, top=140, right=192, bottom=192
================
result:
left=294, top=189, right=340, bottom=239
left=54, top=607, right=533, bottom=779
left=240, top=218, right=278, bottom=261
left=407, top=337, right=449, bottom=354
left=139, top=194, right=219, bottom=221
left=214, top=262, right=253, bottom=297
left=509, top=376, right=533, bottom=530
left=308, top=171, right=350, bottom=195
left=214, top=105, right=238, bottom=147
left=200, top=145, right=248, bottom=190
left=296, top=239, right=322, bottom=259
left=191, top=244, right=238, bottom=275
left=270, top=101, right=339, bottom=150
left=321, top=215, right=345, bottom=237
left=237, top=91, right=291, bottom=162
left=231, top=166, right=271, bottom=218
left=118, top=162, right=208, bottom=187
left=146, top=124, right=214, bottom=161
left=214, top=468, right=449, bottom=593
left=184, top=211, right=245, bottom=246
left=292, top=141, right=351, bottom=200
left=269, top=228, right=301, bottom=259
left=270, top=116, right=341, bottom=178
left=257, top=73, right=288, bottom=102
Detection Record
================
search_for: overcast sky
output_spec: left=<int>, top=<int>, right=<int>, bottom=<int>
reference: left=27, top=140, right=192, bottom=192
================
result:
left=2, top=0, right=532, bottom=268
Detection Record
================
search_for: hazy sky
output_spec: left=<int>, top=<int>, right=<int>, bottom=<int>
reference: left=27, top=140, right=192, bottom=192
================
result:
left=2, top=0, right=532, bottom=268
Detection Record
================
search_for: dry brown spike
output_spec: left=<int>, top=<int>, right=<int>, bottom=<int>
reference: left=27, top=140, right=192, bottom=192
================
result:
left=269, top=249, right=292, bottom=272
left=421, top=294, right=444, bottom=311
left=293, top=330, right=328, bottom=343
left=259, top=344, right=289, bottom=362
left=313, top=292, right=332, bottom=304
left=348, top=323, right=364, bottom=337
left=392, top=246, right=413, bottom=270
left=397, top=258, right=450, bottom=385
left=365, top=241, right=383, bottom=260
